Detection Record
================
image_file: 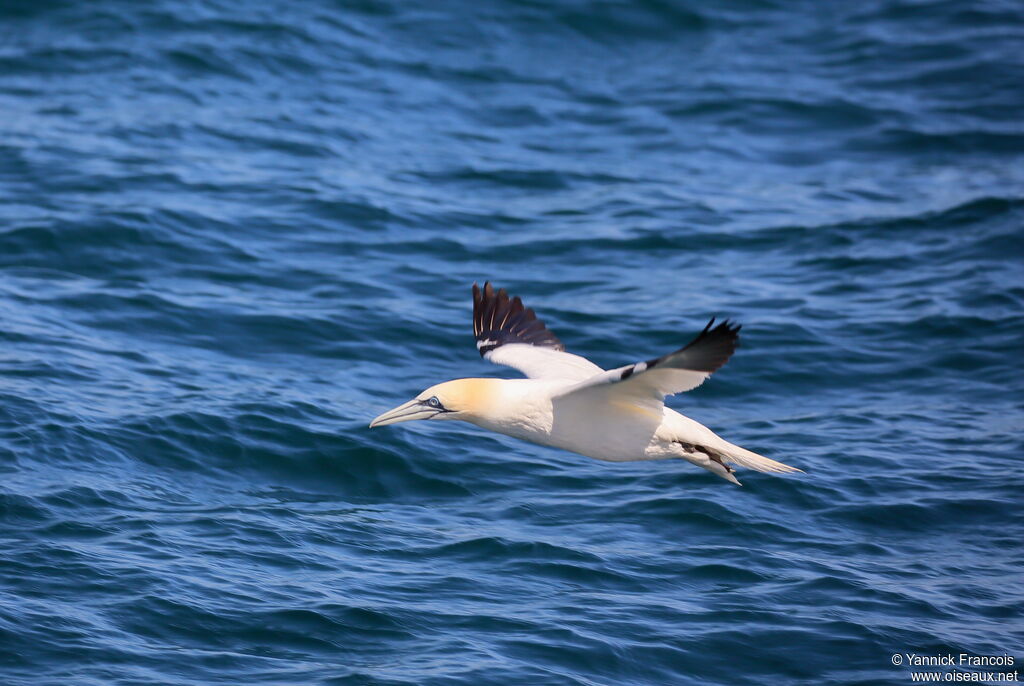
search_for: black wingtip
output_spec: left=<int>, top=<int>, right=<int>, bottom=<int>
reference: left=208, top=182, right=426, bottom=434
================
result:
left=472, top=281, right=565, bottom=356
left=678, top=317, right=741, bottom=372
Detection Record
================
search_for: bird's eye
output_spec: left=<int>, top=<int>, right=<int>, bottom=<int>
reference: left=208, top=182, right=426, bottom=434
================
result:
left=426, top=396, right=441, bottom=408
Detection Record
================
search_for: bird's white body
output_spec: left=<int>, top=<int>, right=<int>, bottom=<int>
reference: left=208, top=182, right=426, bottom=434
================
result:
left=471, top=379, right=674, bottom=459
left=370, top=283, right=801, bottom=485
left=458, top=378, right=779, bottom=485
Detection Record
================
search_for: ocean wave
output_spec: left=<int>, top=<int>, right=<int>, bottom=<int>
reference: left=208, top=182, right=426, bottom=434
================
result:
left=1, top=0, right=1022, bottom=683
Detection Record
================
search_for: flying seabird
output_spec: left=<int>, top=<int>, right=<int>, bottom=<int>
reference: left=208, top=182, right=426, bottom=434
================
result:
left=370, top=282, right=801, bottom=485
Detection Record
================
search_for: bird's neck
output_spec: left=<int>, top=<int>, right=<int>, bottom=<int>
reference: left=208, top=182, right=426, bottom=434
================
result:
left=461, top=379, right=554, bottom=440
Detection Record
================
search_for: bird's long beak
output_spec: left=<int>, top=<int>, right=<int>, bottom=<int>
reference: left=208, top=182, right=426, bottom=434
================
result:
left=369, top=399, right=436, bottom=428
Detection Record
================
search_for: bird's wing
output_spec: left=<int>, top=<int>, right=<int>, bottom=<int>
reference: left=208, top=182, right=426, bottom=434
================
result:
left=473, top=282, right=603, bottom=381
left=553, top=319, right=741, bottom=409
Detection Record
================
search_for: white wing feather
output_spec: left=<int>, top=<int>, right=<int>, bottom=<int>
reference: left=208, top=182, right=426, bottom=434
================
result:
left=484, top=344, right=603, bottom=381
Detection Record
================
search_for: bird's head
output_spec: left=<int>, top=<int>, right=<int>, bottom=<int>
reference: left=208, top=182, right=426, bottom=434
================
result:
left=369, top=378, right=499, bottom=428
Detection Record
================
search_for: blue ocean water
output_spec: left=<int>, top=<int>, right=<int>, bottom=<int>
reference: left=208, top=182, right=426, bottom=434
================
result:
left=1, top=0, right=1022, bottom=683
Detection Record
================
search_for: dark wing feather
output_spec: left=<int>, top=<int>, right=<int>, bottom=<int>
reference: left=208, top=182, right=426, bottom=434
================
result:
left=555, top=318, right=741, bottom=404
left=637, top=317, right=741, bottom=376
left=472, top=282, right=565, bottom=357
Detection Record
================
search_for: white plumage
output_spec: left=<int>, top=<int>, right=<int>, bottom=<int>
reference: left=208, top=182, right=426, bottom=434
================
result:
left=370, top=282, right=801, bottom=485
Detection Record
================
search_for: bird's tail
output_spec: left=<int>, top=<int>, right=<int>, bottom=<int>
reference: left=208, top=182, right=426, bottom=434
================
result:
left=673, top=433, right=802, bottom=486
left=720, top=442, right=803, bottom=476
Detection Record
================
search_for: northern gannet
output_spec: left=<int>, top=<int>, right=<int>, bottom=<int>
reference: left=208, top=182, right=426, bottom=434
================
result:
left=370, top=282, right=801, bottom=485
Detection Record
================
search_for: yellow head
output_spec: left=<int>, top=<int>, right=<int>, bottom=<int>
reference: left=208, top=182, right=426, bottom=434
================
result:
left=369, top=378, right=500, bottom=428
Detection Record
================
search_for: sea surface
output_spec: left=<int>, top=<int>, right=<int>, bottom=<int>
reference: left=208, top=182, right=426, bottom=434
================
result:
left=1, top=1, right=1022, bottom=684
